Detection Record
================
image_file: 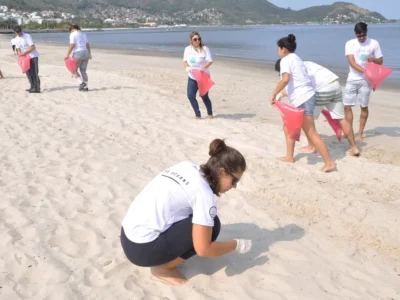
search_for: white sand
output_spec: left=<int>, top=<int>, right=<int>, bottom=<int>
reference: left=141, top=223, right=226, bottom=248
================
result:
left=0, top=41, right=399, bottom=300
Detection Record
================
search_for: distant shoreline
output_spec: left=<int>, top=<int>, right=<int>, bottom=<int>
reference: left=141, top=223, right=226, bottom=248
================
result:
left=0, top=28, right=103, bottom=35
left=1, top=22, right=399, bottom=35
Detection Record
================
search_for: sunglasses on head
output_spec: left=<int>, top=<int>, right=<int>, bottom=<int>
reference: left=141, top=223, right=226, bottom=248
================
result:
left=192, top=37, right=201, bottom=42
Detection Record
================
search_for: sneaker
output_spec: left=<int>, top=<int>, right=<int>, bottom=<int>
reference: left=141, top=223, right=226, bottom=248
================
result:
left=26, top=88, right=34, bottom=92
left=79, top=82, right=86, bottom=91
left=81, top=87, right=89, bottom=92
left=29, top=90, right=40, bottom=93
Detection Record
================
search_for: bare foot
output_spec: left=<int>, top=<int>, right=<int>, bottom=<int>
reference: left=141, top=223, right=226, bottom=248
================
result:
left=151, top=266, right=188, bottom=285
left=207, top=115, right=213, bottom=119
left=356, top=135, right=363, bottom=142
left=277, top=156, right=294, bottom=163
left=348, top=147, right=360, bottom=157
left=193, top=116, right=201, bottom=120
left=299, top=145, right=316, bottom=154
left=320, top=162, right=337, bottom=173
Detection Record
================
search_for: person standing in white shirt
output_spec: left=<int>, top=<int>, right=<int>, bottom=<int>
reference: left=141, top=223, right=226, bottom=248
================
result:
left=183, top=32, right=213, bottom=119
left=275, top=59, right=360, bottom=156
left=121, top=139, right=252, bottom=285
left=270, top=34, right=335, bottom=172
left=344, top=22, right=383, bottom=141
left=14, top=25, right=41, bottom=93
left=65, top=24, right=92, bottom=91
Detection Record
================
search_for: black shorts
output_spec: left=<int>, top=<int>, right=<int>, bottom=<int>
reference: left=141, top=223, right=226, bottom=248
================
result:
left=121, top=215, right=221, bottom=267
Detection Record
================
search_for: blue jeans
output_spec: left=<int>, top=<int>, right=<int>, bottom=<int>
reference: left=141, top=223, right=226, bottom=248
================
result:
left=187, top=77, right=213, bottom=117
left=297, top=95, right=316, bottom=116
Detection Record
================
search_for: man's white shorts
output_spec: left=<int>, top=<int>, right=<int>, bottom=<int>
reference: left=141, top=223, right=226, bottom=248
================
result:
left=343, top=79, right=372, bottom=108
left=314, top=80, right=345, bottom=120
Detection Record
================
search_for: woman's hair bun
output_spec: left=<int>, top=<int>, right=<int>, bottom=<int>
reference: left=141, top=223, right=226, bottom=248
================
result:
left=288, top=34, right=296, bottom=43
left=209, top=139, right=227, bottom=157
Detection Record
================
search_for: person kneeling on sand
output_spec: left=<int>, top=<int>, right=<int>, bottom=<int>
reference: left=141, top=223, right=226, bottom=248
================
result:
left=120, top=139, right=252, bottom=285
left=275, top=59, right=360, bottom=157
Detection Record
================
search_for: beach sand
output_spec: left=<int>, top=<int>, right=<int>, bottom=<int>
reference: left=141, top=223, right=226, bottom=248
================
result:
left=0, top=41, right=399, bottom=300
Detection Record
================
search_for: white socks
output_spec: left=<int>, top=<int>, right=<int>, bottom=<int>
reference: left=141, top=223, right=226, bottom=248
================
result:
left=77, top=77, right=83, bottom=84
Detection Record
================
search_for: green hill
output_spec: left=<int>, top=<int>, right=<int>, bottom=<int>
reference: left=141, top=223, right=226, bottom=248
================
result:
left=0, top=0, right=387, bottom=24
left=297, top=2, right=387, bottom=23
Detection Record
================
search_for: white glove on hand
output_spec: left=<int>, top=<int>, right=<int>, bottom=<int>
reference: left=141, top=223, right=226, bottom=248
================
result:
left=234, top=239, right=252, bottom=254
left=185, top=66, right=192, bottom=73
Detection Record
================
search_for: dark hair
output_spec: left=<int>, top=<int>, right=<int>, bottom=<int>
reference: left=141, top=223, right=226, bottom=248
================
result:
left=13, top=25, right=22, bottom=33
left=200, top=139, right=246, bottom=197
left=69, top=24, right=81, bottom=32
left=275, top=58, right=281, bottom=73
left=277, top=34, right=297, bottom=53
left=189, top=31, right=204, bottom=51
left=354, top=22, right=368, bottom=34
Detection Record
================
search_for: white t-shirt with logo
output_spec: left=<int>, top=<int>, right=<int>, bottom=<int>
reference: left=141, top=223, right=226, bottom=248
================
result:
left=345, top=38, right=383, bottom=81
left=122, top=161, right=217, bottom=243
left=69, top=30, right=89, bottom=54
left=15, top=33, right=39, bottom=58
left=183, top=45, right=212, bottom=80
left=303, top=61, right=339, bottom=91
left=280, top=53, right=315, bottom=107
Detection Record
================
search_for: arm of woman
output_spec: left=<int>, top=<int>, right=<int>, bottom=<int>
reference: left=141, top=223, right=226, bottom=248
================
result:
left=270, top=73, right=290, bottom=104
left=86, top=42, right=92, bottom=59
left=65, top=44, right=75, bottom=60
left=192, top=224, right=237, bottom=258
left=201, top=61, right=212, bottom=71
left=201, top=46, right=213, bottom=71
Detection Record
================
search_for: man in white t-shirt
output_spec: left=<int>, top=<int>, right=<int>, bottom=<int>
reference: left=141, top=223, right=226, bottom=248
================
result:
left=14, top=25, right=41, bottom=93
left=343, top=22, right=383, bottom=141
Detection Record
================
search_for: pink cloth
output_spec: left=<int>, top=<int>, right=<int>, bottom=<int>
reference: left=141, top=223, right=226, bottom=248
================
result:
left=18, top=56, right=31, bottom=73
left=321, top=109, right=342, bottom=141
left=191, top=69, right=215, bottom=96
left=364, top=62, right=393, bottom=91
left=275, top=101, right=305, bottom=141
left=65, top=57, right=78, bottom=74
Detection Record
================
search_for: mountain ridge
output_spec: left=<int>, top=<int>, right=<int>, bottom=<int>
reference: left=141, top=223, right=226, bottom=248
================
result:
left=0, top=1, right=388, bottom=25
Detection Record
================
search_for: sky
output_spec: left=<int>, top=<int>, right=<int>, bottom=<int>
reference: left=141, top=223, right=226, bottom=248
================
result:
left=268, top=0, right=400, bottom=19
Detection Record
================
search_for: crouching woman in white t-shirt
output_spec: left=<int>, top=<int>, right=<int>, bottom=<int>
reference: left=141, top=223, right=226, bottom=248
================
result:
left=121, top=139, right=251, bottom=285
left=270, top=34, right=336, bottom=172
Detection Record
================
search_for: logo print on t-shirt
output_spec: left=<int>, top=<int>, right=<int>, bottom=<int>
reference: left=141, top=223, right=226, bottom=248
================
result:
left=190, top=57, right=196, bottom=63
left=360, top=54, right=367, bottom=62
left=209, top=206, right=217, bottom=219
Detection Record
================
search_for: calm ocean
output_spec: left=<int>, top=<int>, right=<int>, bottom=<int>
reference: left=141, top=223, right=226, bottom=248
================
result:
left=30, top=23, right=400, bottom=80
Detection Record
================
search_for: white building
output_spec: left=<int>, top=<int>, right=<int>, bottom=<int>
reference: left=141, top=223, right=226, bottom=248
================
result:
left=30, top=15, right=43, bottom=24
left=0, top=6, right=8, bottom=12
